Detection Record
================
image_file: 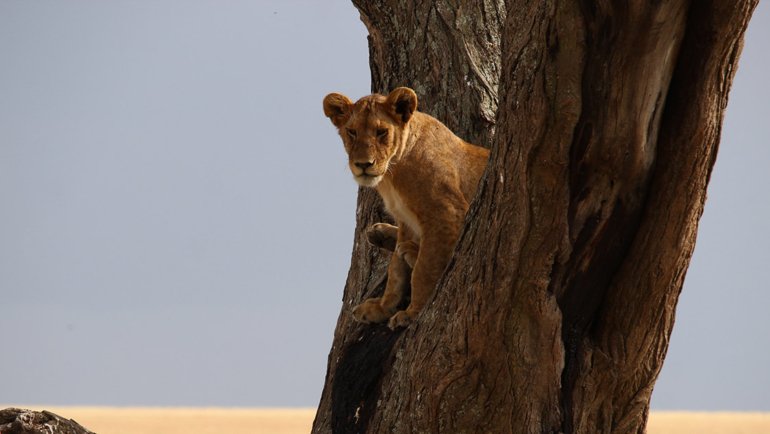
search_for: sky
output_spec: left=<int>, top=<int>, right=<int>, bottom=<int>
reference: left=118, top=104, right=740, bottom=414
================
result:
left=0, top=1, right=767, bottom=410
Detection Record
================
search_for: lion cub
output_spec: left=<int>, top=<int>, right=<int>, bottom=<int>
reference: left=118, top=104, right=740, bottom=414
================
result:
left=323, top=87, right=489, bottom=329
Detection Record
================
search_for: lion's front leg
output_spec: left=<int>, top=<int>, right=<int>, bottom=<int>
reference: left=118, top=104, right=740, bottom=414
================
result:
left=352, top=250, right=410, bottom=324
left=367, top=221, right=419, bottom=267
left=353, top=225, right=416, bottom=325
left=388, top=225, right=458, bottom=330
left=395, top=240, right=419, bottom=268
left=353, top=222, right=417, bottom=324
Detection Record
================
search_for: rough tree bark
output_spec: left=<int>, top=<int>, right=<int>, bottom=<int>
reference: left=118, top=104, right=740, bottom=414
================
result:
left=313, top=1, right=757, bottom=433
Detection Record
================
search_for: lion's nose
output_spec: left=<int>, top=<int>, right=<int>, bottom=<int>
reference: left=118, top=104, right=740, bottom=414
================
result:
left=355, top=161, right=374, bottom=170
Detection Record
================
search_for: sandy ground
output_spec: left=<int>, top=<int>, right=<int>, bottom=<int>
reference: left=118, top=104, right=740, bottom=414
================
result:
left=3, top=407, right=770, bottom=434
left=647, top=412, right=770, bottom=434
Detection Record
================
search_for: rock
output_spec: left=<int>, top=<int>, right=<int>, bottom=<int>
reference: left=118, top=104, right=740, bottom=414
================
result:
left=0, top=408, right=95, bottom=434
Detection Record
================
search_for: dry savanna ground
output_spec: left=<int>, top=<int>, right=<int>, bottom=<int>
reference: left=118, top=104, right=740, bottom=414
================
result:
left=4, top=406, right=770, bottom=434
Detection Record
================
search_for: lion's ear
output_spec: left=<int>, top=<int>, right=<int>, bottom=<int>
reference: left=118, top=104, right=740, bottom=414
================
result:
left=385, top=87, right=418, bottom=125
left=323, top=93, right=353, bottom=128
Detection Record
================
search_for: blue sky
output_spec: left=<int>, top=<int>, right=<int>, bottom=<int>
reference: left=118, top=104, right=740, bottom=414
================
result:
left=0, top=1, right=768, bottom=409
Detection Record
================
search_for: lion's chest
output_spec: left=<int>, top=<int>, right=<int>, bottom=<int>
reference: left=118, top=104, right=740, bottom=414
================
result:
left=377, top=182, right=421, bottom=238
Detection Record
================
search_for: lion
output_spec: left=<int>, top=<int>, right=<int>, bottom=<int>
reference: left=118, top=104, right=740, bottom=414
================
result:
left=323, top=87, right=489, bottom=329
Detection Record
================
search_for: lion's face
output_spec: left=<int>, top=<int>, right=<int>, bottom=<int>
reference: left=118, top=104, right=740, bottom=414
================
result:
left=323, top=88, right=418, bottom=188
left=338, top=101, right=400, bottom=187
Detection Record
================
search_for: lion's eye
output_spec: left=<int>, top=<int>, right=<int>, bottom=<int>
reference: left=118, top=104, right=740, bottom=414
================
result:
left=346, top=129, right=357, bottom=139
left=376, top=128, right=388, bottom=138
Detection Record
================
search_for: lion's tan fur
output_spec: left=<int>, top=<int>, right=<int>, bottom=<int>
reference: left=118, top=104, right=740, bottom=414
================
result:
left=323, top=87, right=489, bottom=329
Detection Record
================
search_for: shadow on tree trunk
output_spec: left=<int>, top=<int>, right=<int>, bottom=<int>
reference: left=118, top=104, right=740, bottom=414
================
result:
left=331, top=326, right=404, bottom=434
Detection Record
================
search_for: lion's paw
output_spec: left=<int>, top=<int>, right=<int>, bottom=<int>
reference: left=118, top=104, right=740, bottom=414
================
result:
left=352, top=298, right=393, bottom=324
left=395, top=240, right=419, bottom=268
left=387, top=310, right=414, bottom=330
left=366, top=223, right=398, bottom=252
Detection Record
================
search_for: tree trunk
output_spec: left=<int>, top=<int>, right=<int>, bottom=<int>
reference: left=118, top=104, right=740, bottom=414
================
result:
left=312, top=1, right=757, bottom=433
